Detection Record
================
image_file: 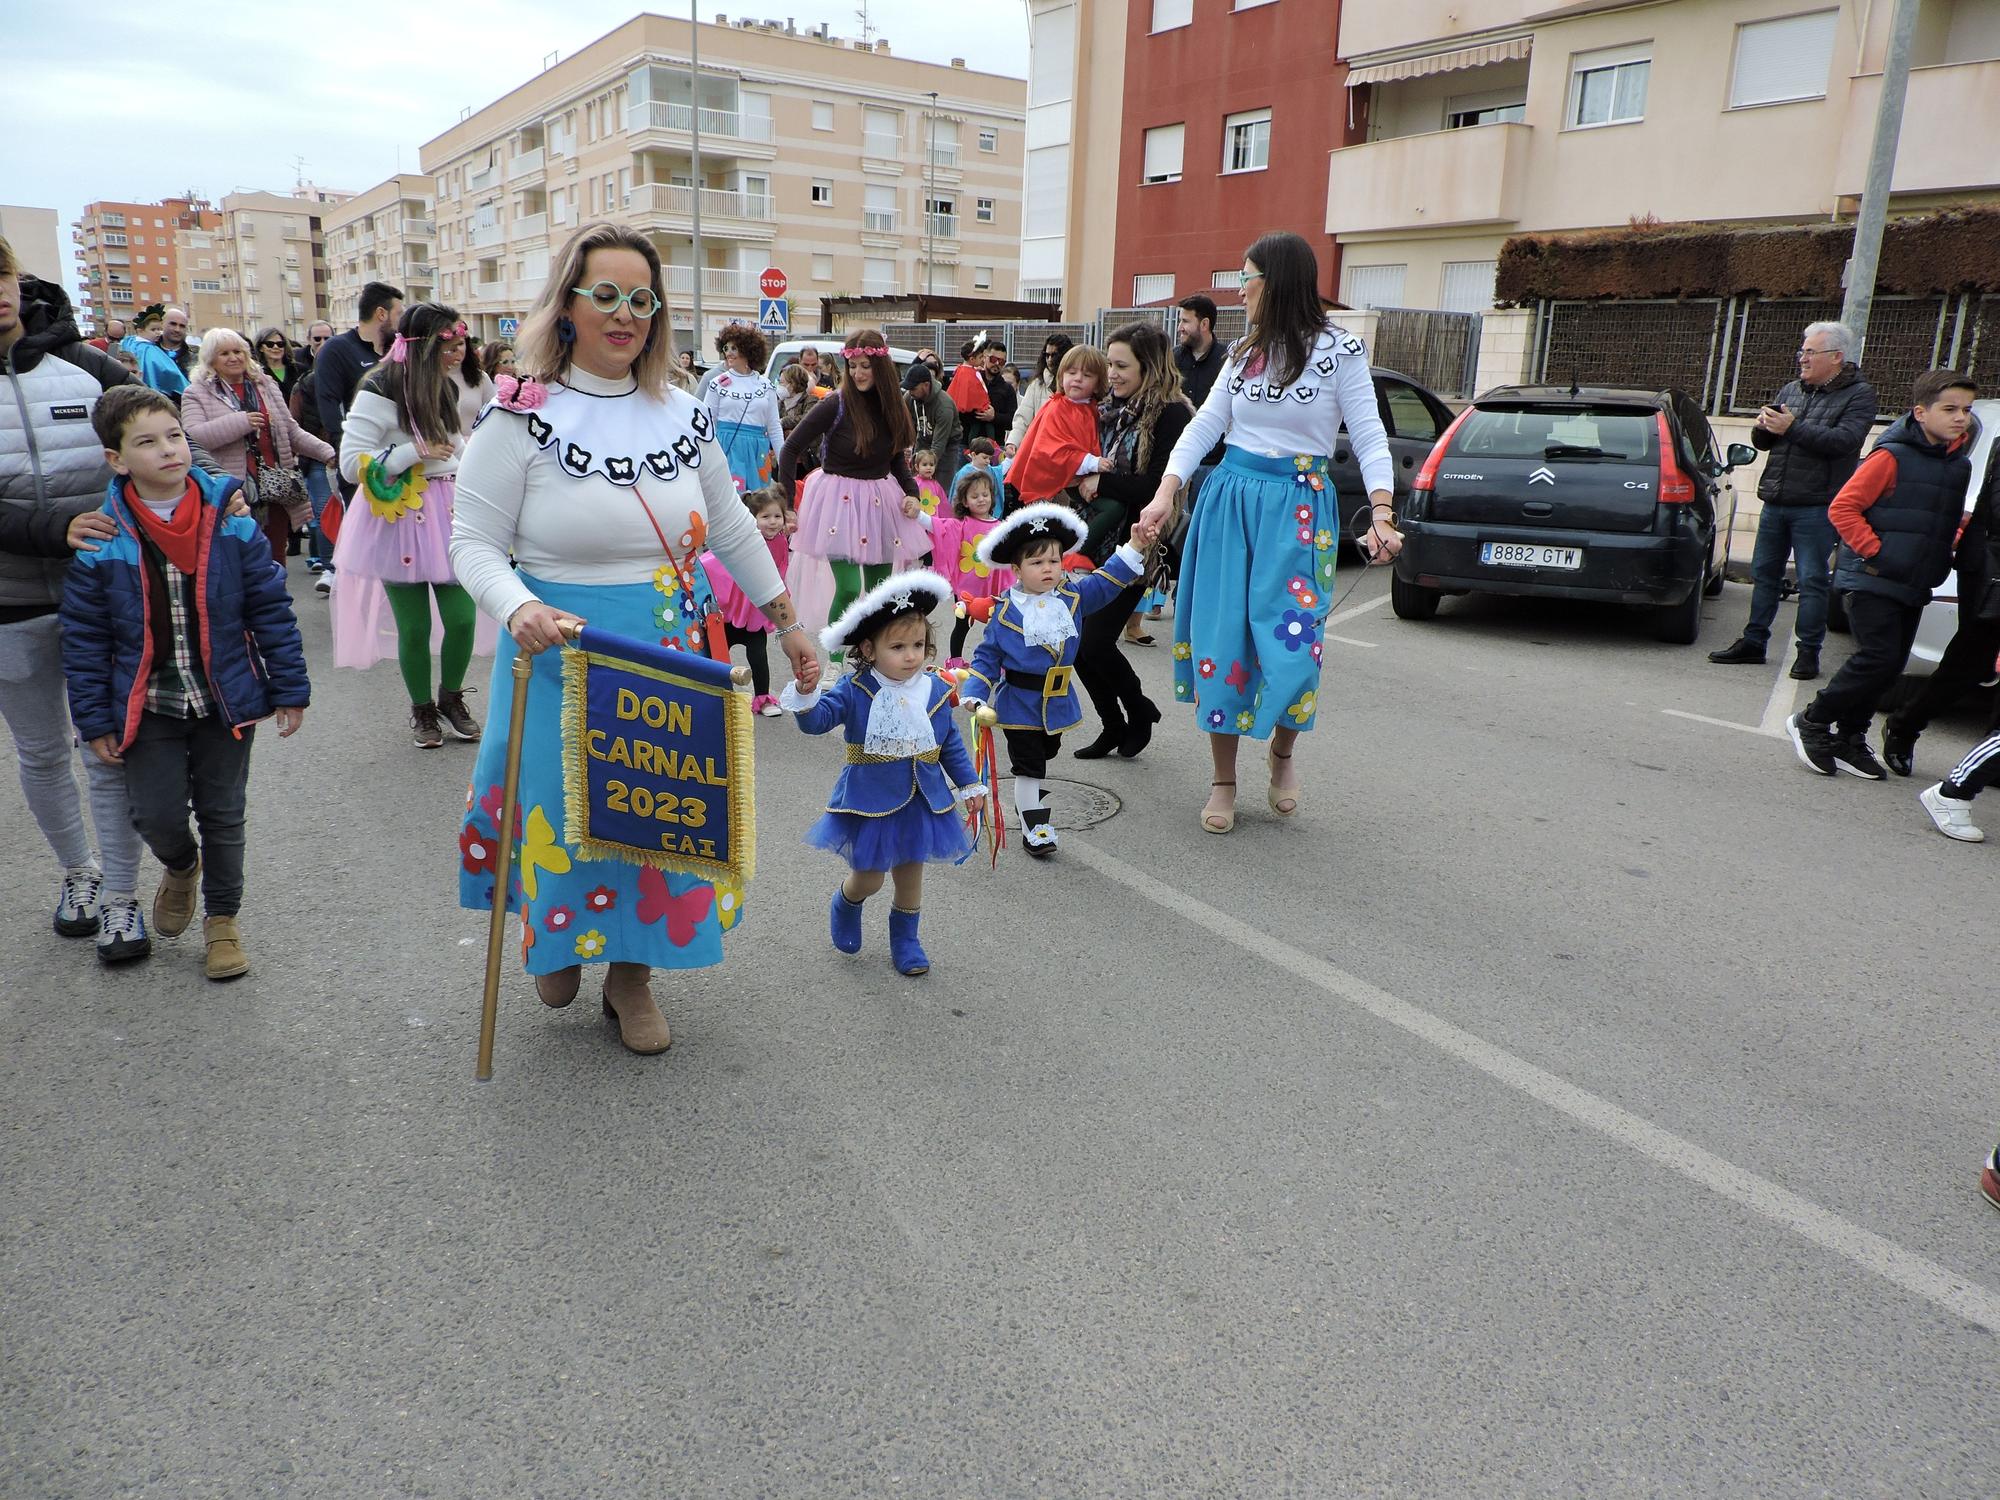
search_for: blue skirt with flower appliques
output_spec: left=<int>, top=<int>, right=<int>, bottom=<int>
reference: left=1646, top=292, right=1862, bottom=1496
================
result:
left=1171, top=447, right=1340, bottom=739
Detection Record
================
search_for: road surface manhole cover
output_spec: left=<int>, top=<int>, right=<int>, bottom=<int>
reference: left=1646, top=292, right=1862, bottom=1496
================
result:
left=999, top=776, right=1121, bottom=830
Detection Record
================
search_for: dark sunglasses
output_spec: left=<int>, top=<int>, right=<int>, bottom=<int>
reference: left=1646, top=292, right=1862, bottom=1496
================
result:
left=259, top=339, right=285, bottom=349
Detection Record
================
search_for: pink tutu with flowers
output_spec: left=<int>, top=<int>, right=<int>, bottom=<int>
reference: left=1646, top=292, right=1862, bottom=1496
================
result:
left=793, top=470, right=929, bottom=566
left=329, top=471, right=495, bottom=669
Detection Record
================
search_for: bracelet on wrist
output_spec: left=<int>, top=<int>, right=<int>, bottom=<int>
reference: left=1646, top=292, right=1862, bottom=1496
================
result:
left=774, top=621, right=806, bottom=639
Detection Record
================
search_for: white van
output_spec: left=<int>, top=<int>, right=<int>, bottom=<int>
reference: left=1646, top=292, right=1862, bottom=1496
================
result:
left=763, top=338, right=922, bottom=386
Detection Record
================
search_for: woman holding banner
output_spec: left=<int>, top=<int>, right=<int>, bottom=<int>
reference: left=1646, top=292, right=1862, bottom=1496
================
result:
left=451, top=222, right=819, bottom=1056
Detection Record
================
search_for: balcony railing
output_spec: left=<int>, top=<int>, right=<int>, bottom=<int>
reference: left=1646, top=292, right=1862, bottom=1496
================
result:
left=1324, top=122, right=1530, bottom=236
left=624, top=101, right=775, bottom=143
left=925, top=214, right=959, bottom=239
left=469, top=221, right=505, bottom=249
left=861, top=279, right=897, bottom=297
left=507, top=147, right=544, bottom=180
left=927, top=143, right=961, bottom=170
left=627, top=183, right=776, bottom=225
left=472, top=277, right=510, bottom=302
left=406, top=262, right=436, bottom=281
left=863, top=131, right=901, bottom=158
left=402, top=218, right=434, bottom=236
left=663, top=265, right=760, bottom=298
left=512, top=211, right=548, bottom=241
left=468, top=164, right=496, bottom=191
left=863, top=210, right=898, bottom=233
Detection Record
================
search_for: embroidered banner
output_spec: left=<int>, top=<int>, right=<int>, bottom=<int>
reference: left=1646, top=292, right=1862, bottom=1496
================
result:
left=561, top=627, right=755, bottom=884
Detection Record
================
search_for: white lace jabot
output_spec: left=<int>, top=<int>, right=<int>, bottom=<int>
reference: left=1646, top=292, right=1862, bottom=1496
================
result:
left=1010, top=588, right=1075, bottom=650
left=863, top=671, right=938, bottom=758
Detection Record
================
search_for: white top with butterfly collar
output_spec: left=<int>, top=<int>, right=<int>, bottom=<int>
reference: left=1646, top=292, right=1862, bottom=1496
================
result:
left=449, top=366, right=784, bottom=627
left=1163, top=320, right=1395, bottom=495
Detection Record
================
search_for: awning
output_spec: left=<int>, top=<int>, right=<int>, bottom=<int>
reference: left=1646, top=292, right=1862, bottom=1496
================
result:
left=1345, top=36, right=1532, bottom=87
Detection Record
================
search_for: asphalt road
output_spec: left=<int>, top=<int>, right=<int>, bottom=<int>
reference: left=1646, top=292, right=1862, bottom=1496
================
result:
left=5, top=560, right=1999, bottom=1498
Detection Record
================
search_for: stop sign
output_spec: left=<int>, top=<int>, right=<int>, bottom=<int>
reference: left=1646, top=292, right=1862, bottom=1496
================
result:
left=759, top=266, right=787, bottom=299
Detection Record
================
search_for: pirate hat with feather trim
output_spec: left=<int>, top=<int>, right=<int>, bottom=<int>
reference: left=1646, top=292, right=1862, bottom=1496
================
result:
left=820, top=569, right=955, bottom=656
left=975, top=501, right=1088, bottom=569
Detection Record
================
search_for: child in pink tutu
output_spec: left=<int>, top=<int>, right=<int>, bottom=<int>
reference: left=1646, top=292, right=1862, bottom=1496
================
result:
left=920, top=467, right=1011, bottom=668
left=700, top=484, right=792, bottom=717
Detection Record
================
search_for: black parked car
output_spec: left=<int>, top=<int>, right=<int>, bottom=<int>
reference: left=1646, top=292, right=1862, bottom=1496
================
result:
left=1390, top=384, right=1755, bottom=643
left=1330, top=367, right=1460, bottom=545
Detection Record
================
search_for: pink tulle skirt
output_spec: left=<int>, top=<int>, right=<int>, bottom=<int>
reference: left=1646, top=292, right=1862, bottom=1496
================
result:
left=328, top=474, right=495, bottom=670
left=792, top=471, right=929, bottom=566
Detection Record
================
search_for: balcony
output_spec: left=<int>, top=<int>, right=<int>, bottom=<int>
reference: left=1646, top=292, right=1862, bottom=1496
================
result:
left=1836, top=59, right=2000, bottom=198
left=402, top=218, right=435, bottom=236
left=406, top=261, right=436, bottom=280
left=469, top=220, right=505, bottom=249
left=863, top=131, right=901, bottom=160
left=1324, top=121, right=1530, bottom=236
left=627, top=183, right=776, bottom=241
left=624, top=101, right=776, bottom=158
left=469, top=163, right=496, bottom=191
left=864, top=210, right=898, bottom=234
left=663, top=265, right=760, bottom=300
left=925, top=213, right=959, bottom=240
left=469, top=277, right=510, bottom=306
left=507, top=147, right=544, bottom=181
left=927, top=143, right=961, bottom=171
left=512, top=211, right=548, bottom=242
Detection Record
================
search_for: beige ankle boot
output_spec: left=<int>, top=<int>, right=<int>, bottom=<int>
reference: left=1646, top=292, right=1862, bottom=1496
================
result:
left=203, top=915, right=249, bottom=980
left=602, top=962, right=670, bottom=1054
left=154, top=859, right=200, bottom=937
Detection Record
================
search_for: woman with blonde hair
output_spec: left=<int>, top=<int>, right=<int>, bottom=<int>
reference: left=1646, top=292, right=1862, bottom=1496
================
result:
left=180, top=326, right=334, bottom=567
left=450, top=222, right=820, bottom=1056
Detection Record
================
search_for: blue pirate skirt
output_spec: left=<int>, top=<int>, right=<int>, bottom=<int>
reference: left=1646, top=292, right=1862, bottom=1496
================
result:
left=1172, top=448, right=1341, bottom=739
left=457, top=569, right=744, bottom=976
left=716, top=419, right=776, bottom=495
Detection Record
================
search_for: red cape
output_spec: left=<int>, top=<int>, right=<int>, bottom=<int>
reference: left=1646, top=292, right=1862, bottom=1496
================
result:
left=1009, top=396, right=1100, bottom=504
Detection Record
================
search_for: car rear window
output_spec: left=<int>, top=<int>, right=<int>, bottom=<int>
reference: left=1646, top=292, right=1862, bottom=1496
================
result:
left=1457, top=406, right=1658, bottom=462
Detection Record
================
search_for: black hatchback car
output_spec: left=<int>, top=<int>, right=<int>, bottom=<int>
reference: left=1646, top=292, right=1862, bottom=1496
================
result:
left=1390, top=385, right=1756, bottom=643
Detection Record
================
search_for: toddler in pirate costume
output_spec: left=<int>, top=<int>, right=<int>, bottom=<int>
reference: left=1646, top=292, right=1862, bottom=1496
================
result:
left=782, top=570, right=986, bottom=976
left=957, top=503, right=1146, bottom=856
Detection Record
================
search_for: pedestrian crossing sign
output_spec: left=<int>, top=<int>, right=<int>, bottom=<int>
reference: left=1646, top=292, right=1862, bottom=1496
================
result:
left=757, top=297, right=789, bottom=336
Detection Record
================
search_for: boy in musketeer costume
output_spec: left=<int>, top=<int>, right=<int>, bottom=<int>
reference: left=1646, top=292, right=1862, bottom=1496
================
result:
left=957, top=503, right=1146, bottom=857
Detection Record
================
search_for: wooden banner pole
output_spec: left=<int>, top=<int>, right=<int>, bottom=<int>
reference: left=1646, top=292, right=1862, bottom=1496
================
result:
left=475, top=649, right=538, bottom=1083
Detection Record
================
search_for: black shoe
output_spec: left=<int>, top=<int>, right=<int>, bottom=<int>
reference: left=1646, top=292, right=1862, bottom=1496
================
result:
left=1882, top=725, right=1916, bottom=778
left=1789, top=647, right=1820, bottom=680
left=1832, top=731, right=1887, bottom=781
left=1787, top=712, right=1839, bottom=776
left=1021, top=807, right=1057, bottom=858
left=1117, top=698, right=1161, bottom=759
left=1071, top=723, right=1124, bottom=760
left=1709, top=638, right=1766, bottom=665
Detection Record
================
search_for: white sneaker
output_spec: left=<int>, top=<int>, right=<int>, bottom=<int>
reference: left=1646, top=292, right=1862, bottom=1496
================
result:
left=1919, top=783, right=1986, bottom=843
left=96, top=894, right=152, bottom=964
left=55, top=865, right=103, bottom=937
left=313, top=573, right=332, bottom=596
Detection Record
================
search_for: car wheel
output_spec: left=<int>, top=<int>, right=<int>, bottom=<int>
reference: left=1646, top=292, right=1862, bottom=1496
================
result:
left=1703, top=560, right=1726, bottom=598
left=1391, top=571, right=1442, bottom=621
left=1653, top=579, right=1703, bottom=645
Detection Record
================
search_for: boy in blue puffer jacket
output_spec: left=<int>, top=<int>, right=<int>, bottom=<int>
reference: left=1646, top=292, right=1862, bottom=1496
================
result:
left=61, top=386, right=309, bottom=980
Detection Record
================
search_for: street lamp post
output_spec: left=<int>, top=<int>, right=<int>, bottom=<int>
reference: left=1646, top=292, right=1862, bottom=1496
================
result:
left=689, top=3, right=705, bottom=352
left=925, top=90, right=938, bottom=300
left=1840, top=0, right=1919, bottom=350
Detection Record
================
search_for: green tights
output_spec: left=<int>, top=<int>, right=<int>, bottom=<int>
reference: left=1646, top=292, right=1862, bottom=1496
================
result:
left=828, top=560, right=894, bottom=629
left=382, top=582, right=476, bottom=703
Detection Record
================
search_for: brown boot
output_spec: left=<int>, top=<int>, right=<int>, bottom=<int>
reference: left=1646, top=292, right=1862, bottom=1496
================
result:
left=153, top=858, right=200, bottom=937
left=536, top=965, right=581, bottom=1009
left=203, top=915, right=249, bottom=980
left=602, top=962, right=670, bottom=1054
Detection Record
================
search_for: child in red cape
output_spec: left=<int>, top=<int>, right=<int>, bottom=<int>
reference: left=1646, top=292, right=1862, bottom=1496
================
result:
left=1010, top=345, right=1119, bottom=555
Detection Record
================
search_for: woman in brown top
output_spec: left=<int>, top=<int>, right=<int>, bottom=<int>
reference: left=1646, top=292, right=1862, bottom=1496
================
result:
left=775, top=328, right=925, bottom=626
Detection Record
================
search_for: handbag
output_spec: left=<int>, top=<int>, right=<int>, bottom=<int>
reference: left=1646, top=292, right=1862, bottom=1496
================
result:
left=231, top=377, right=308, bottom=524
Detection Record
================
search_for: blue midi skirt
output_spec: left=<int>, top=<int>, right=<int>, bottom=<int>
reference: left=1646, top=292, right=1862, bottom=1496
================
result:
left=1172, top=448, right=1341, bottom=739
left=717, top=420, right=776, bottom=495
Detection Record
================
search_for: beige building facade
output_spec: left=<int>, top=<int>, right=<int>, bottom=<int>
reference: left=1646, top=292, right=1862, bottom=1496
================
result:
left=1330, top=0, right=2000, bottom=314
left=70, top=198, right=210, bottom=335
left=419, top=12, right=1027, bottom=345
left=322, top=176, right=438, bottom=330
left=0, top=205, right=63, bottom=287
left=212, top=189, right=348, bottom=340
left=174, top=220, right=230, bottom=335
left=1019, top=0, right=1128, bottom=315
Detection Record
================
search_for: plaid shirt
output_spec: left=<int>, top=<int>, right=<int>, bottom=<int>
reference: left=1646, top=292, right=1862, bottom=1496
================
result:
left=144, top=555, right=215, bottom=719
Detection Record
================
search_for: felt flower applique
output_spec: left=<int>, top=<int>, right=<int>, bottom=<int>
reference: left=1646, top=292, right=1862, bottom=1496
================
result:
left=520, top=920, right=536, bottom=963
left=459, top=825, right=497, bottom=874
left=1175, top=681, right=1192, bottom=700
left=1297, top=523, right=1315, bottom=545
left=1197, top=658, right=1217, bottom=679
left=1288, top=690, right=1318, bottom=725
left=959, top=539, right=991, bottom=579
left=1274, top=609, right=1318, bottom=652
left=543, top=905, right=576, bottom=934
left=574, top=929, right=608, bottom=959
left=585, top=886, right=618, bottom=913
left=1172, top=641, right=1192, bottom=661
left=1311, top=641, right=1324, bottom=665
left=1295, top=500, right=1314, bottom=521
left=653, top=564, right=681, bottom=595
left=518, top=804, right=573, bottom=901
left=1315, top=529, right=1336, bottom=550
left=712, top=878, right=745, bottom=932
left=1287, top=577, right=1319, bottom=610
left=1235, top=710, right=1255, bottom=732
left=1204, top=708, right=1227, bottom=729
left=478, top=783, right=523, bottom=839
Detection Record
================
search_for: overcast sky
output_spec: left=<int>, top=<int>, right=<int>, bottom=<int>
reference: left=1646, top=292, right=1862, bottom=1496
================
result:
left=5, top=0, right=1028, bottom=309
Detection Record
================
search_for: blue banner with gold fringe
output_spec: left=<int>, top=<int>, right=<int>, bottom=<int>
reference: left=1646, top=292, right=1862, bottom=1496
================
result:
left=561, top=627, right=755, bottom=884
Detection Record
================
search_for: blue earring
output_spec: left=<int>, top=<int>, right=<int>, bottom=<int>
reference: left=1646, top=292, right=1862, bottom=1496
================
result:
left=556, top=316, right=576, bottom=346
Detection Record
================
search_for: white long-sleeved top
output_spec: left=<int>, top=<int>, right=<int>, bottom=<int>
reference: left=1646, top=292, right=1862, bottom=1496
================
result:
left=448, top=366, right=785, bottom=628
left=703, top=369, right=785, bottom=456
left=1162, top=321, right=1394, bottom=495
left=338, top=389, right=465, bottom=483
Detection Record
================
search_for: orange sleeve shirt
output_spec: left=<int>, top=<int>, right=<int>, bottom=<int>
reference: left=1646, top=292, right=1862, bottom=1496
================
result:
left=1827, top=448, right=1898, bottom=558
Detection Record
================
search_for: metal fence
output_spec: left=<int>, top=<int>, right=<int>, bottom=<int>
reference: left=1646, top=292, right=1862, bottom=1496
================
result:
left=879, top=305, right=1248, bottom=369
left=1532, top=292, right=1989, bottom=414
left=1368, top=308, right=1482, bottom=398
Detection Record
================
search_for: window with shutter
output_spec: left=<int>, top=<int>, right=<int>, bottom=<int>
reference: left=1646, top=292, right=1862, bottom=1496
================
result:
left=1150, top=0, right=1192, bottom=30
left=1024, top=146, right=1069, bottom=239
left=1030, top=7, right=1076, bottom=106
left=1344, top=264, right=1406, bottom=310
left=1568, top=44, right=1650, bottom=127
left=1132, top=273, right=1175, bottom=304
left=1730, top=11, right=1837, bottom=108
left=1142, top=124, right=1185, bottom=184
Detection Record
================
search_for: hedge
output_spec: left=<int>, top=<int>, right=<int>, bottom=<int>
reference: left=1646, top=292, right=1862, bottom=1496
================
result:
left=1494, top=208, right=2000, bottom=305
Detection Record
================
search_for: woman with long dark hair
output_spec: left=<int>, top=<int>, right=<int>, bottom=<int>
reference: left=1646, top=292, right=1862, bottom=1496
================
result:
left=1070, top=322, right=1191, bottom=759
left=251, top=327, right=302, bottom=401
left=334, top=302, right=488, bottom=747
left=1132, top=232, right=1402, bottom=831
left=1007, top=332, right=1074, bottom=449
left=775, top=327, right=925, bottom=633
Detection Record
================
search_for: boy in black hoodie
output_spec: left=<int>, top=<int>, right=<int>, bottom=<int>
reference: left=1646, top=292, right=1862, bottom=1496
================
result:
left=1787, top=370, right=1979, bottom=780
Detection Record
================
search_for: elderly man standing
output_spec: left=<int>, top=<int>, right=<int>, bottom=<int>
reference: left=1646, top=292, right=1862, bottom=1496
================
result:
left=1711, top=321, right=1878, bottom=680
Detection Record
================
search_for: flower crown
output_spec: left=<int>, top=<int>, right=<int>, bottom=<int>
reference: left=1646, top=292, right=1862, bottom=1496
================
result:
left=846, top=345, right=891, bottom=359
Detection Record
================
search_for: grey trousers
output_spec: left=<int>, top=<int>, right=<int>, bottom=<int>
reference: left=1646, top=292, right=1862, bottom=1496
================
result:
left=121, top=712, right=255, bottom=918
left=0, top=613, right=143, bottom=894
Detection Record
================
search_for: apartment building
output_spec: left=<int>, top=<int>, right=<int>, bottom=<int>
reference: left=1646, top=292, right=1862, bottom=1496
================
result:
left=0, top=205, right=62, bottom=285
left=323, top=175, right=438, bottom=328
left=419, top=12, right=1027, bottom=345
left=1019, top=0, right=1130, bottom=312
left=212, top=189, right=347, bottom=339
left=174, top=216, right=230, bottom=334
left=71, top=198, right=210, bottom=333
left=1330, top=0, right=2000, bottom=315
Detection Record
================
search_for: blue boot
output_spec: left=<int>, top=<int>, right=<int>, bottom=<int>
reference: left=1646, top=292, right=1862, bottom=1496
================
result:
left=830, top=886, right=865, bottom=954
left=888, top=905, right=929, bottom=976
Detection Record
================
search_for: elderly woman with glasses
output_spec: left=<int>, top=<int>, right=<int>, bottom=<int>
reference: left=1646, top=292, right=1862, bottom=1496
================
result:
left=180, top=327, right=336, bottom=567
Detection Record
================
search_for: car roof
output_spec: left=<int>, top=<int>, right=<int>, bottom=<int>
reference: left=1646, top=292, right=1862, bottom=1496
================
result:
left=1478, top=384, right=1677, bottom=409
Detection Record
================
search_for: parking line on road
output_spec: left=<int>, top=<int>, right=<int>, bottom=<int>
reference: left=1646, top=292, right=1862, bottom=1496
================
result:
left=1067, top=836, right=2000, bottom=1336
left=1326, top=635, right=1380, bottom=650
left=1328, top=592, right=1394, bottom=628
left=1759, top=633, right=1804, bottom=736
left=1662, top=709, right=1780, bottom=739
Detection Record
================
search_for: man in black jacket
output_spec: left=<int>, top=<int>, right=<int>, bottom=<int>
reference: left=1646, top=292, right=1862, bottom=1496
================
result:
left=314, top=280, right=403, bottom=466
left=1712, top=321, right=1877, bottom=680
left=982, top=343, right=1017, bottom=449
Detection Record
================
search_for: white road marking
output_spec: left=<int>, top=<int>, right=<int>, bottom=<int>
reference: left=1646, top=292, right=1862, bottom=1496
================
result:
left=1759, top=631, right=1804, bottom=735
left=1663, top=709, right=1781, bottom=739
left=1067, top=836, right=2000, bottom=1337
left=1326, top=635, right=1380, bottom=650
left=1328, top=591, right=1394, bottom=627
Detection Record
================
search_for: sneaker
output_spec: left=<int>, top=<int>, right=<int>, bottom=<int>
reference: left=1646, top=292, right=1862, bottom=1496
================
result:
left=1789, top=646, right=1820, bottom=681
left=313, top=573, right=332, bottom=596
left=1982, top=1148, right=2000, bottom=1211
left=1786, top=712, right=1839, bottom=777
left=54, top=865, right=103, bottom=937
left=1919, top=783, right=1986, bottom=843
left=436, top=689, right=481, bottom=741
left=411, top=701, right=445, bottom=749
left=1709, top=637, right=1767, bottom=665
left=1831, top=732, right=1887, bottom=781
left=752, top=693, right=783, bottom=717
left=95, top=894, right=151, bottom=964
